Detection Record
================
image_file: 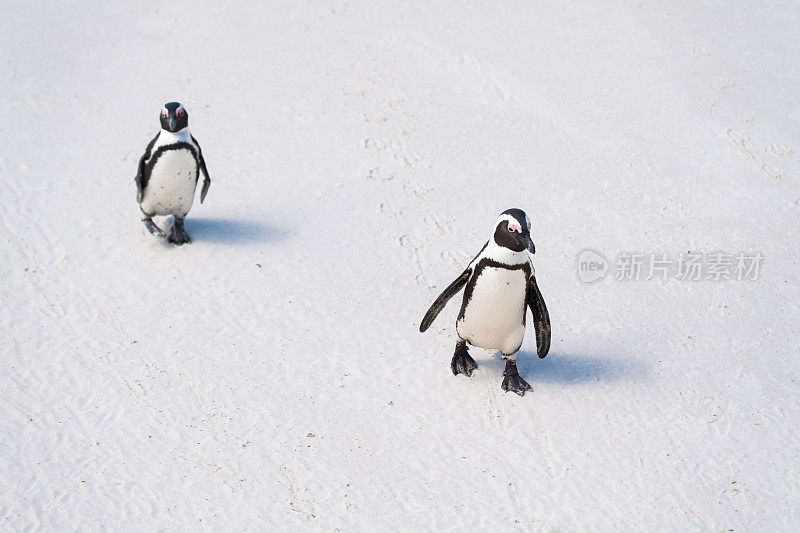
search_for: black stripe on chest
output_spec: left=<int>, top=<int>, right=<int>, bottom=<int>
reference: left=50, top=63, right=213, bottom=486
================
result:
left=141, top=142, right=200, bottom=190
left=458, top=258, right=532, bottom=321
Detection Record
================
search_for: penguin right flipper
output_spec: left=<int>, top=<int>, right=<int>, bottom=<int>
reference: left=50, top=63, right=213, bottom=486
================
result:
left=135, top=133, right=159, bottom=203
left=191, top=135, right=211, bottom=203
left=419, top=268, right=472, bottom=333
left=527, top=275, right=551, bottom=359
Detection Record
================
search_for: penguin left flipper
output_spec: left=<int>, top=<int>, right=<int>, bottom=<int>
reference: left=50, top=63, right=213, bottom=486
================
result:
left=135, top=133, right=159, bottom=203
left=527, top=276, right=551, bottom=359
left=419, top=268, right=472, bottom=333
left=192, top=135, right=211, bottom=203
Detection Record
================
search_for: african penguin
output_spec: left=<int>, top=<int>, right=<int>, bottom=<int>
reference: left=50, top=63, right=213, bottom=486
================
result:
left=135, top=102, right=211, bottom=245
left=420, top=209, right=551, bottom=396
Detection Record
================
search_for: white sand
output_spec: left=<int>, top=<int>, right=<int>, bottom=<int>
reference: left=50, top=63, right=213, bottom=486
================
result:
left=2, top=1, right=799, bottom=530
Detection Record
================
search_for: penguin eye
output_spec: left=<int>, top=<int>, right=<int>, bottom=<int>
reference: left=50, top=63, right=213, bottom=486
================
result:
left=161, top=109, right=168, bottom=118
left=508, top=223, right=520, bottom=233
left=176, top=107, right=184, bottom=116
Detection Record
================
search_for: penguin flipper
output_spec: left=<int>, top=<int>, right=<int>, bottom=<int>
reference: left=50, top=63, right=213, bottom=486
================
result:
left=135, top=174, right=143, bottom=203
left=135, top=133, right=159, bottom=203
left=200, top=176, right=211, bottom=203
left=527, top=276, right=551, bottom=358
left=192, top=135, right=211, bottom=203
left=419, top=268, right=471, bottom=333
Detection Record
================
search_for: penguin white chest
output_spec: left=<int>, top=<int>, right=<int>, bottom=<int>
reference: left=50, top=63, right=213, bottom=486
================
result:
left=140, top=149, right=198, bottom=217
left=457, top=266, right=527, bottom=355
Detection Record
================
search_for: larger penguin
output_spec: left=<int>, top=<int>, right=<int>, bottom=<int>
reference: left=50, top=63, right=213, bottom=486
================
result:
left=420, top=209, right=551, bottom=396
left=135, top=102, right=211, bottom=245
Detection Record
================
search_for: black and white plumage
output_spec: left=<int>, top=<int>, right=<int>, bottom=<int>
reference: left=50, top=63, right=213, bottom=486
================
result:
left=135, top=102, right=211, bottom=245
left=420, top=209, right=551, bottom=396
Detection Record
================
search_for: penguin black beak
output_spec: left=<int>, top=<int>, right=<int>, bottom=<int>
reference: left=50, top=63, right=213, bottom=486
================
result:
left=168, top=115, right=179, bottom=132
left=523, top=235, right=535, bottom=254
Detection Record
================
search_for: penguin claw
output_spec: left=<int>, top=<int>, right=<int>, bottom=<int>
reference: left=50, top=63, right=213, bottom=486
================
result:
left=501, top=375, right=532, bottom=396
left=143, top=218, right=166, bottom=238
left=451, top=352, right=477, bottom=376
left=167, top=218, right=191, bottom=245
left=167, top=231, right=191, bottom=245
left=501, top=361, right=532, bottom=396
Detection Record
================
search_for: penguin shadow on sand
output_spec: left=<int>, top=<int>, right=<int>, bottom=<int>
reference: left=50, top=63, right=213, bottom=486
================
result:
left=170, top=217, right=291, bottom=245
left=481, top=350, right=650, bottom=386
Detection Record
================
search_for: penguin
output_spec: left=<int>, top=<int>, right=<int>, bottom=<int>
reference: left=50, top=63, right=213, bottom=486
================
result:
left=419, top=209, right=551, bottom=396
left=135, top=102, right=211, bottom=245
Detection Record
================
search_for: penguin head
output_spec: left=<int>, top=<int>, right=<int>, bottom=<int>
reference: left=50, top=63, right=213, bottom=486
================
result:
left=493, top=208, right=535, bottom=254
left=160, top=102, right=189, bottom=132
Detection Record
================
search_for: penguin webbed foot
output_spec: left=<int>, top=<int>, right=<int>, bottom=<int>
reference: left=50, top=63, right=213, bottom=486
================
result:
left=501, top=359, right=532, bottom=396
left=451, top=341, right=477, bottom=377
left=167, top=217, right=191, bottom=245
left=143, top=217, right=166, bottom=238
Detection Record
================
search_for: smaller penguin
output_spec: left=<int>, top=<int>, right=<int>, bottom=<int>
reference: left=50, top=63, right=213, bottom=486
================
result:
left=419, top=209, right=551, bottom=396
left=135, top=102, right=211, bottom=245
